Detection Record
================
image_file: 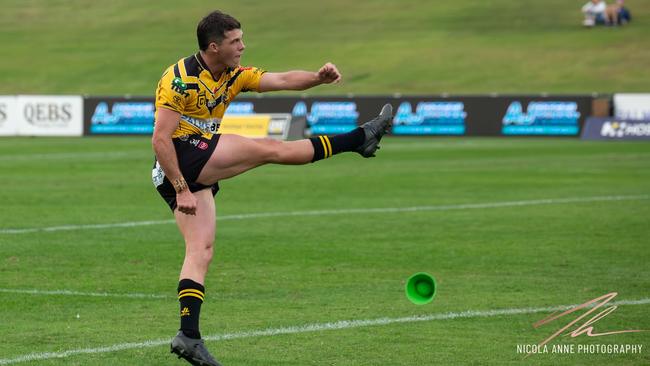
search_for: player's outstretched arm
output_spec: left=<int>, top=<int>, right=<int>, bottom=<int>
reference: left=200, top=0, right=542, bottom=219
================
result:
left=152, top=108, right=197, bottom=215
left=258, top=62, right=341, bottom=92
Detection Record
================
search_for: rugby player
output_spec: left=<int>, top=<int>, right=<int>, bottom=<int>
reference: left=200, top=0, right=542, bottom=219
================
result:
left=152, top=10, right=392, bottom=366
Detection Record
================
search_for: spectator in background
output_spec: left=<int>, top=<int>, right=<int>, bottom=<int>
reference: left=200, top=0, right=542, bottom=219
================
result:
left=582, top=0, right=607, bottom=27
left=605, top=0, right=632, bottom=25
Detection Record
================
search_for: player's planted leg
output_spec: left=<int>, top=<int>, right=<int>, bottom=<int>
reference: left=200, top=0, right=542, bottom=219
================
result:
left=171, top=189, right=222, bottom=366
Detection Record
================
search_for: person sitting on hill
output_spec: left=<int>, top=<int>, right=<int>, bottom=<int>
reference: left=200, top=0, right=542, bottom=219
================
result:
left=605, top=0, right=632, bottom=25
left=582, top=0, right=607, bottom=27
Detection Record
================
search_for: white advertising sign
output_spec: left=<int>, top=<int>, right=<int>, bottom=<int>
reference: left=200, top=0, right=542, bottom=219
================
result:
left=614, top=93, right=650, bottom=121
left=16, top=95, right=83, bottom=136
left=0, top=96, right=18, bottom=136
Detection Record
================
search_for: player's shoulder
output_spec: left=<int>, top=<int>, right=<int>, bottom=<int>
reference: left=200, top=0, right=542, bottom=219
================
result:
left=182, top=55, right=203, bottom=78
left=158, top=62, right=179, bottom=83
left=156, top=58, right=193, bottom=97
left=159, top=56, right=199, bottom=82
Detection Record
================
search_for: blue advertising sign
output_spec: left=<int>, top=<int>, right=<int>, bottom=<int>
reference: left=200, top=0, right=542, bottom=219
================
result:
left=392, top=101, right=466, bottom=135
left=502, top=101, right=580, bottom=135
left=90, top=100, right=155, bottom=134
left=224, top=102, right=255, bottom=115
left=303, top=101, right=359, bottom=134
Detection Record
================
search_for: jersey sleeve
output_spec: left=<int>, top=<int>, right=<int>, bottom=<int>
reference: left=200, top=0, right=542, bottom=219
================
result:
left=155, top=67, right=188, bottom=114
left=235, top=66, right=266, bottom=93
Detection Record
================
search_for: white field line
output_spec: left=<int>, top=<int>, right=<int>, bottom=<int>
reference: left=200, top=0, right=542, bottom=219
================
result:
left=0, top=151, right=143, bottom=162
left=0, top=219, right=175, bottom=235
left=0, top=288, right=172, bottom=299
left=0, top=297, right=648, bottom=365
left=1, top=194, right=648, bottom=235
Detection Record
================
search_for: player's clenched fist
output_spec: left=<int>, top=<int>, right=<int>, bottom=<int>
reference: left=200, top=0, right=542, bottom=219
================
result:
left=317, top=62, right=341, bottom=84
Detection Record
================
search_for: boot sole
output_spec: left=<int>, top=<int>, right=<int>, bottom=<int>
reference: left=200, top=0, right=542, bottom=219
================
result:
left=171, top=345, right=211, bottom=366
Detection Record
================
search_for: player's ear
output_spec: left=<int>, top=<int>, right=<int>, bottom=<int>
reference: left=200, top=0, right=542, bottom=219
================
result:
left=208, top=41, right=220, bottom=54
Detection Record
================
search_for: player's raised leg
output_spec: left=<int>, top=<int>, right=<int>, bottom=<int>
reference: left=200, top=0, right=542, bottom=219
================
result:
left=171, top=188, right=222, bottom=366
left=197, top=104, right=393, bottom=184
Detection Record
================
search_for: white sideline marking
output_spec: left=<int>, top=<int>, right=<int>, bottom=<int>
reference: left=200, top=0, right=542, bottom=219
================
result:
left=1, top=194, right=648, bottom=235
left=0, top=219, right=175, bottom=235
left=0, top=297, right=648, bottom=365
left=0, top=151, right=142, bottom=162
left=0, top=288, right=172, bottom=299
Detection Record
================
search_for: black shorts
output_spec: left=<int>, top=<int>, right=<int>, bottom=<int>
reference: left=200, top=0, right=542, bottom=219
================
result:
left=152, top=134, right=221, bottom=211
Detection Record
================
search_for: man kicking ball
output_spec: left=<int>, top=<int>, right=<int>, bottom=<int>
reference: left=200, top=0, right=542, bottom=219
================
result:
left=151, top=10, right=392, bottom=366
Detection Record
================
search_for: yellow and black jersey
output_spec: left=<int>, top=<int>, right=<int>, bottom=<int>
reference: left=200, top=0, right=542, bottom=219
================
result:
left=154, top=53, right=266, bottom=138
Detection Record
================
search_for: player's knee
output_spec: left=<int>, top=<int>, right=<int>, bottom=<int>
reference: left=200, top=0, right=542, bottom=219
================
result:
left=263, top=141, right=285, bottom=163
left=267, top=146, right=283, bottom=163
left=200, top=241, right=214, bottom=264
left=204, top=243, right=214, bottom=263
left=186, top=240, right=214, bottom=264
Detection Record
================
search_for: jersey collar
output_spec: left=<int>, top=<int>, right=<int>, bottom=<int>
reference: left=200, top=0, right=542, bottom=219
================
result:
left=195, top=52, right=233, bottom=81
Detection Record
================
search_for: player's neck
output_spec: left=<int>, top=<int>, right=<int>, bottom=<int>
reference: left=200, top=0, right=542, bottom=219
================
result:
left=199, top=50, right=229, bottom=78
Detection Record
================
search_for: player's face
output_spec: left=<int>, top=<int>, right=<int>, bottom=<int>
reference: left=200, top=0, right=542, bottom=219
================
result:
left=216, top=29, right=245, bottom=68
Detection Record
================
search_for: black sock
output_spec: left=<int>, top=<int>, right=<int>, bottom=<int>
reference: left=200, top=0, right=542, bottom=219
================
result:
left=309, top=128, right=365, bottom=162
left=178, top=279, right=205, bottom=339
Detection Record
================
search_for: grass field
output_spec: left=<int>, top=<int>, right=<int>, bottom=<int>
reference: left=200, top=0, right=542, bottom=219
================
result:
left=0, top=136, right=649, bottom=365
left=1, top=0, right=650, bottom=95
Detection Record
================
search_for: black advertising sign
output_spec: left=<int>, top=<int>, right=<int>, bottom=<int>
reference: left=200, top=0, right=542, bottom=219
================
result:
left=83, top=95, right=593, bottom=137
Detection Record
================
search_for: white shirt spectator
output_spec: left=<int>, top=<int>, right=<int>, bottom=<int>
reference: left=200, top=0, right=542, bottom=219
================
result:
left=582, top=0, right=606, bottom=15
left=582, top=0, right=606, bottom=26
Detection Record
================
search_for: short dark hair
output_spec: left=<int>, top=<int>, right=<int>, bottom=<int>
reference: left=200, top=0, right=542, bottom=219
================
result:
left=197, top=10, right=241, bottom=50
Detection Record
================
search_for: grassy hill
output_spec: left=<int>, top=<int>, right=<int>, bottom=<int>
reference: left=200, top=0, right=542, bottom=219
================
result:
left=1, top=0, right=649, bottom=95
